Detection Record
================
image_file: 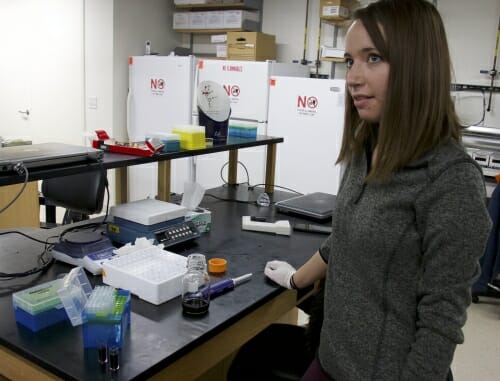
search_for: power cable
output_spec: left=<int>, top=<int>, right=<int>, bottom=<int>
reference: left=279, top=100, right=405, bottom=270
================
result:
left=0, top=163, right=29, bottom=214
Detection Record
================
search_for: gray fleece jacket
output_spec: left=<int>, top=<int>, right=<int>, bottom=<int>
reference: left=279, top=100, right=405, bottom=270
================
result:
left=318, top=142, right=491, bottom=381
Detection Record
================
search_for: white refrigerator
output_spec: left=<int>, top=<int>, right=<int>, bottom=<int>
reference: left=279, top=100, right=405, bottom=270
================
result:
left=127, top=55, right=197, bottom=199
left=267, top=76, right=346, bottom=195
left=192, top=59, right=309, bottom=190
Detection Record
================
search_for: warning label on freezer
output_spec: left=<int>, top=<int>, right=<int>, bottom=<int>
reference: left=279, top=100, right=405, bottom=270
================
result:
left=150, top=78, right=165, bottom=96
left=296, top=95, right=318, bottom=116
left=223, top=84, right=241, bottom=104
left=222, top=65, right=243, bottom=72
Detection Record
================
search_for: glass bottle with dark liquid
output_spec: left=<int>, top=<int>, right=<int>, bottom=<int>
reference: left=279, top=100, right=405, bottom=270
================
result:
left=182, top=253, right=210, bottom=316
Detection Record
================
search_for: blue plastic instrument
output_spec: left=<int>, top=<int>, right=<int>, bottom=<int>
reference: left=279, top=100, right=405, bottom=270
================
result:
left=207, top=273, right=253, bottom=298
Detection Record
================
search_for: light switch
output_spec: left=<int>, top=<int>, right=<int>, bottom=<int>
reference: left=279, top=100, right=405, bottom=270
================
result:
left=88, top=96, right=98, bottom=109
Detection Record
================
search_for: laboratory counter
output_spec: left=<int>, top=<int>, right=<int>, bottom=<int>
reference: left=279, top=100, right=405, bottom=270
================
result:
left=0, top=186, right=328, bottom=380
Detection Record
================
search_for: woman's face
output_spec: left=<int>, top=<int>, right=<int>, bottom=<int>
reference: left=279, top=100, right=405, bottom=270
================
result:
left=344, top=20, right=390, bottom=124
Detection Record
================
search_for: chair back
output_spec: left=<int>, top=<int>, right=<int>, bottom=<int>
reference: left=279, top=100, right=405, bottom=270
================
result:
left=41, top=170, right=106, bottom=216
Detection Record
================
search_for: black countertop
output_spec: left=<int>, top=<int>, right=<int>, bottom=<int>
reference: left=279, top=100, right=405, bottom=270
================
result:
left=0, top=135, right=283, bottom=186
left=0, top=186, right=328, bottom=380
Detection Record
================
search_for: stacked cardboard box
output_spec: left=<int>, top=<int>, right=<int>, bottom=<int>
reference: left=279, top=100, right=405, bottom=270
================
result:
left=319, top=0, right=360, bottom=21
left=227, top=31, right=275, bottom=61
left=173, top=10, right=260, bottom=31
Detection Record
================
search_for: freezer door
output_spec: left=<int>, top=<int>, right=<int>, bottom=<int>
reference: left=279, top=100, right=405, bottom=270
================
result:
left=267, top=76, right=346, bottom=195
left=127, top=55, right=195, bottom=198
left=196, top=60, right=271, bottom=123
left=128, top=55, right=195, bottom=142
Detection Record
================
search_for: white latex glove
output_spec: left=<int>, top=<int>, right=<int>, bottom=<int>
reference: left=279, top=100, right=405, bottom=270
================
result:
left=264, top=260, right=296, bottom=289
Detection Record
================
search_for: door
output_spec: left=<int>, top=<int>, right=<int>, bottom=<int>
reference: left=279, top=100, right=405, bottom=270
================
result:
left=0, top=0, right=84, bottom=145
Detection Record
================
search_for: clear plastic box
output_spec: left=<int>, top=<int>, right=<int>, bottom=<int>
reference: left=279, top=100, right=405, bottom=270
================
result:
left=57, top=267, right=93, bottom=326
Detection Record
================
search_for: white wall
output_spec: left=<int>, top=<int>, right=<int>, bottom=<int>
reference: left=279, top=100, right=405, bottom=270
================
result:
left=0, top=0, right=84, bottom=145
left=262, top=0, right=500, bottom=129
left=111, top=0, right=181, bottom=142
left=85, top=0, right=181, bottom=142
left=83, top=0, right=183, bottom=203
left=84, top=0, right=114, bottom=140
left=439, top=0, right=500, bottom=128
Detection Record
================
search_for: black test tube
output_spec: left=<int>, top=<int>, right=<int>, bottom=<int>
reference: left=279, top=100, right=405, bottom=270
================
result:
left=98, top=344, right=108, bottom=365
left=109, top=346, right=120, bottom=371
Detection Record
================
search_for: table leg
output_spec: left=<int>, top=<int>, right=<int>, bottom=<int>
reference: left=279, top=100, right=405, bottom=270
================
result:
left=115, top=168, right=128, bottom=204
left=158, top=160, right=171, bottom=201
left=228, top=150, right=238, bottom=185
left=265, top=143, right=277, bottom=194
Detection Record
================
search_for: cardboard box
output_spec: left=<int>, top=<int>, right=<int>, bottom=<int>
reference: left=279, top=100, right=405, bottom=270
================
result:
left=223, top=10, right=260, bottom=30
left=211, top=34, right=227, bottom=43
left=320, top=0, right=359, bottom=8
left=320, top=0, right=359, bottom=20
left=205, top=11, right=225, bottom=29
left=216, top=44, right=227, bottom=58
left=227, top=31, right=276, bottom=61
left=321, top=46, right=345, bottom=59
left=321, top=5, right=349, bottom=19
left=189, top=12, right=206, bottom=30
left=173, top=12, right=190, bottom=30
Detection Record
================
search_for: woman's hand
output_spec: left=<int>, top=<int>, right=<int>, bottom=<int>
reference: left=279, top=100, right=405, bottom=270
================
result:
left=264, top=260, right=296, bottom=289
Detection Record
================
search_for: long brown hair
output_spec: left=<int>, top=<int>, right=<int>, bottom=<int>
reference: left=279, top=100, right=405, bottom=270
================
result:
left=337, top=0, right=461, bottom=182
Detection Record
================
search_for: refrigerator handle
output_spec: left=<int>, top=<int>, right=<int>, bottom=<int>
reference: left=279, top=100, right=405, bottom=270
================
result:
left=192, top=59, right=200, bottom=117
left=126, top=89, right=133, bottom=142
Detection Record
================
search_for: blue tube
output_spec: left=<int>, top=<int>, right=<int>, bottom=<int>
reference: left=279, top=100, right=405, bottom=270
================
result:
left=208, top=279, right=235, bottom=298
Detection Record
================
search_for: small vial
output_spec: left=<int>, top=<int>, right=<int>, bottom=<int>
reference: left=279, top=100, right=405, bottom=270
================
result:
left=97, top=344, right=108, bottom=365
left=182, top=254, right=210, bottom=316
left=109, top=346, right=120, bottom=371
left=145, top=40, right=151, bottom=55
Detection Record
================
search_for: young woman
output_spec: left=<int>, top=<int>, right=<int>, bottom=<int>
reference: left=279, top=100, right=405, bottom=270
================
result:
left=264, top=0, right=491, bottom=380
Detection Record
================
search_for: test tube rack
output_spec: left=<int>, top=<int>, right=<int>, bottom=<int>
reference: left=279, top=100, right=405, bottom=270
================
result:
left=102, top=246, right=188, bottom=305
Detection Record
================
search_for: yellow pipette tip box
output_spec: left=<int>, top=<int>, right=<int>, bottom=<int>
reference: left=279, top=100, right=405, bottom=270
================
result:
left=172, top=125, right=206, bottom=150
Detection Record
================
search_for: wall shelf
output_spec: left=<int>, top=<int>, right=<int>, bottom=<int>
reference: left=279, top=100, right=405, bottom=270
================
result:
left=320, top=17, right=351, bottom=26
left=174, top=28, right=247, bottom=34
left=175, top=1, right=261, bottom=11
left=452, top=83, right=500, bottom=93
left=174, top=0, right=263, bottom=57
left=320, top=57, right=345, bottom=63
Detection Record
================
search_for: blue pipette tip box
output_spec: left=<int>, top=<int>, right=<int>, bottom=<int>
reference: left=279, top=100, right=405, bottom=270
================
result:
left=228, top=124, right=257, bottom=139
left=12, top=279, right=69, bottom=332
left=82, top=288, right=131, bottom=348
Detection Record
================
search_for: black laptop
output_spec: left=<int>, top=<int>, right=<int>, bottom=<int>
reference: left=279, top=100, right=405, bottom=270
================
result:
left=275, top=192, right=337, bottom=220
left=0, top=143, right=103, bottom=173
